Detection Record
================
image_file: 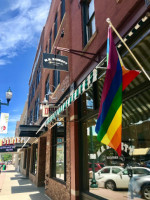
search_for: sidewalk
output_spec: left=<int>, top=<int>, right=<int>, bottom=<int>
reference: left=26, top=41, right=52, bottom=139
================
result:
left=0, top=165, right=51, bottom=200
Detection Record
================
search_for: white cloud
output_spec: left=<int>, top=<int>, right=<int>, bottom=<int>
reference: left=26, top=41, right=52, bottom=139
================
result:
left=0, top=0, right=51, bottom=66
left=9, top=114, right=21, bottom=122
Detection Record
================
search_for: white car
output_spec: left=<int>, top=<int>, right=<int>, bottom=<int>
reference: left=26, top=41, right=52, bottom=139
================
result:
left=96, top=166, right=150, bottom=190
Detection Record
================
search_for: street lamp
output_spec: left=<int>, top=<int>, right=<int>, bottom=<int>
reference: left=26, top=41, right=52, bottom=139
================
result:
left=0, top=87, right=13, bottom=113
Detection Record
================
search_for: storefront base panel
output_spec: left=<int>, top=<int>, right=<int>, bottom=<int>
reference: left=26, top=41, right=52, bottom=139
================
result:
left=45, top=179, right=70, bottom=200
left=21, top=168, right=28, bottom=177
left=81, top=192, right=106, bottom=200
left=29, top=173, right=37, bottom=186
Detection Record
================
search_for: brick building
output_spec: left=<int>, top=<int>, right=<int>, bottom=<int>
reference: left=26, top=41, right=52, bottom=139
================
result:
left=18, top=0, right=150, bottom=200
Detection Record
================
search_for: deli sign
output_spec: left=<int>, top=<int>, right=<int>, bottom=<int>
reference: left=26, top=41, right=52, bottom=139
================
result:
left=43, top=53, right=68, bottom=71
left=42, top=105, right=49, bottom=117
left=42, top=105, right=58, bottom=117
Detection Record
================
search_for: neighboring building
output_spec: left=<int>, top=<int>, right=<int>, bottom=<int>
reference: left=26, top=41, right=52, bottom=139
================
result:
left=18, top=1, right=150, bottom=200
left=14, top=100, right=31, bottom=173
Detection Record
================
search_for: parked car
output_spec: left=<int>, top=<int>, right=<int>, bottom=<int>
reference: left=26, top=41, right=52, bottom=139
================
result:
left=88, top=163, right=102, bottom=172
left=130, top=175, right=150, bottom=200
left=99, top=163, right=105, bottom=168
left=96, top=166, right=150, bottom=191
left=145, top=161, right=150, bottom=168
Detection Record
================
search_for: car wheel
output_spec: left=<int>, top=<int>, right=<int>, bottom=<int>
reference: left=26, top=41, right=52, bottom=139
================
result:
left=105, top=180, right=116, bottom=191
left=142, top=185, right=150, bottom=200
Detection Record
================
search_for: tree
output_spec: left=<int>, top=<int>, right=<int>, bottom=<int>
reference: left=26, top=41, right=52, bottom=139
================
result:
left=2, top=154, right=12, bottom=161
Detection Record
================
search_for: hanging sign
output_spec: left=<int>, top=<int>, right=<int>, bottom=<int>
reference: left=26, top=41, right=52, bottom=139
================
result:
left=0, top=113, right=9, bottom=134
left=43, top=53, right=68, bottom=71
left=0, top=145, right=17, bottom=152
left=0, top=137, right=25, bottom=146
left=49, top=106, right=58, bottom=114
left=42, top=105, right=50, bottom=117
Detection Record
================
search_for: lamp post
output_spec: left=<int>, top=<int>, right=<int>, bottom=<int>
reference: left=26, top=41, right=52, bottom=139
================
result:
left=0, top=88, right=13, bottom=114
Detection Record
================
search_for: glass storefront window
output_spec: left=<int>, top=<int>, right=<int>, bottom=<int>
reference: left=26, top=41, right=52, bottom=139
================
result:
left=79, top=80, right=150, bottom=200
left=51, top=120, right=66, bottom=181
left=32, top=144, right=38, bottom=175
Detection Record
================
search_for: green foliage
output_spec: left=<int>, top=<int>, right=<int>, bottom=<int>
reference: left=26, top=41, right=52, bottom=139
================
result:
left=2, top=154, right=12, bottom=161
left=87, top=135, right=103, bottom=153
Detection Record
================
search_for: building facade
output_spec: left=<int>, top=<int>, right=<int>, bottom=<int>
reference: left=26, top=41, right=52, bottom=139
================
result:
left=18, top=0, right=150, bottom=200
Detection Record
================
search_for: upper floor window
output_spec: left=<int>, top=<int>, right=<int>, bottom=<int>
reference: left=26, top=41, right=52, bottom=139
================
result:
left=49, top=31, right=52, bottom=53
left=34, top=96, right=40, bottom=122
left=54, top=14, right=58, bottom=40
left=36, top=67, right=41, bottom=88
left=45, top=75, right=50, bottom=100
left=82, top=0, right=96, bottom=46
left=45, top=44, right=48, bottom=53
left=32, top=83, right=35, bottom=99
left=61, top=0, right=65, bottom=21
left=30, top=109, right=34, bottom=124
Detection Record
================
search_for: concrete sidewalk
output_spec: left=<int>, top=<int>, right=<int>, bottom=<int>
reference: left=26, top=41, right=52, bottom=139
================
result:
left=0, top=165, right=51, bottom=200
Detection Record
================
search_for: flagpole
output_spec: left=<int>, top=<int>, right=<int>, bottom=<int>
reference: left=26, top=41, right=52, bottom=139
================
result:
left=106, top=18, right=150, bottom=81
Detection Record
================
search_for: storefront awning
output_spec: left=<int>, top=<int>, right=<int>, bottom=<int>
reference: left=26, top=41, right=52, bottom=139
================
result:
left=132, top=148, right=150, bottom=156
left=19, top=125, right=47, bottom=137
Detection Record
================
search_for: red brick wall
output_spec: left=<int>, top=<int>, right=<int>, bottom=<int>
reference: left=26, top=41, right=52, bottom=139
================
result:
left=37, top=137, right=46, bottom=186
left=45, top=115, right=71, bottom=200
left=69, top=0, right=146, bottom=83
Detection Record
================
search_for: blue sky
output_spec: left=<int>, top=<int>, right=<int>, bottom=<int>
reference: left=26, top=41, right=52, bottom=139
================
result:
left=0, top=0, right=51, bottom=138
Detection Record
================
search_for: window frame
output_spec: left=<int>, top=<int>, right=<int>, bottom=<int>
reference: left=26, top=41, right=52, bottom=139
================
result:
left=81, top=0, right=96, bottom=46
left=54, top=13, right=58, bottom=40
left=61, top=0, right=65, bottom=21
left=31, top=143, right=38, bottom=175
left=49, top=31, right=52, bottom=53
left=51, top=122, right=66, bottom=182
left=45, top=75, right=50, bottom=100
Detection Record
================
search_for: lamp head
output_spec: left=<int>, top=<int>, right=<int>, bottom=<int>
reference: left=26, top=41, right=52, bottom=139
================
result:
left=41, top=97, right=48, bottom=105
left=6, top=87, right=12, bottom=103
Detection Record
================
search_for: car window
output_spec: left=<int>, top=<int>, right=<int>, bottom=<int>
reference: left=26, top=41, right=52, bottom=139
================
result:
left=112, top=168, right=122, bottom=174
left=122, top=169, right=128, bottom=175
left=101, top=168, right=110, bottom=173
left=133, top=168, right=150, bottom=175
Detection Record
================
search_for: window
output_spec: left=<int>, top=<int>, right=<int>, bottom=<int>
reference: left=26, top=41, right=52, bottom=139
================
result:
left=23, top=149, right=27, bottom=169
left=36, top=67, right=41, bottom=88
left=49, top=31, right=52, bottom=53
left=32, top=83, right=35, bottom=99
left=34, top=96, right=40, bottom=122
left=54, top=14, right=57, bottom=40
left=30, top=109, right=34, bottom=124
left=133, top=168, right=150, bottom=175
left=81, top=0, right=96, bottom=46
left=45, top=44, right=48, bottom=53
left=51, top=122, right=66, bottom=181
left=45, top=75, right=50, bottom=100
left=112, top=167, right=122, bottom=174
left=61, top=0, right=65, bottom=21
left=101, top=168, right=110, bottom=174
left=32, top=144, right=38, bottom=175
left=53, top=70, right=60, bottom=91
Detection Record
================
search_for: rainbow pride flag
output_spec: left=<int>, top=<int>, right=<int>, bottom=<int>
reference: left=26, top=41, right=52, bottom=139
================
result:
left=107, top=29, right=140, bottom=91
left=95, top=28, right=140, bottom=156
